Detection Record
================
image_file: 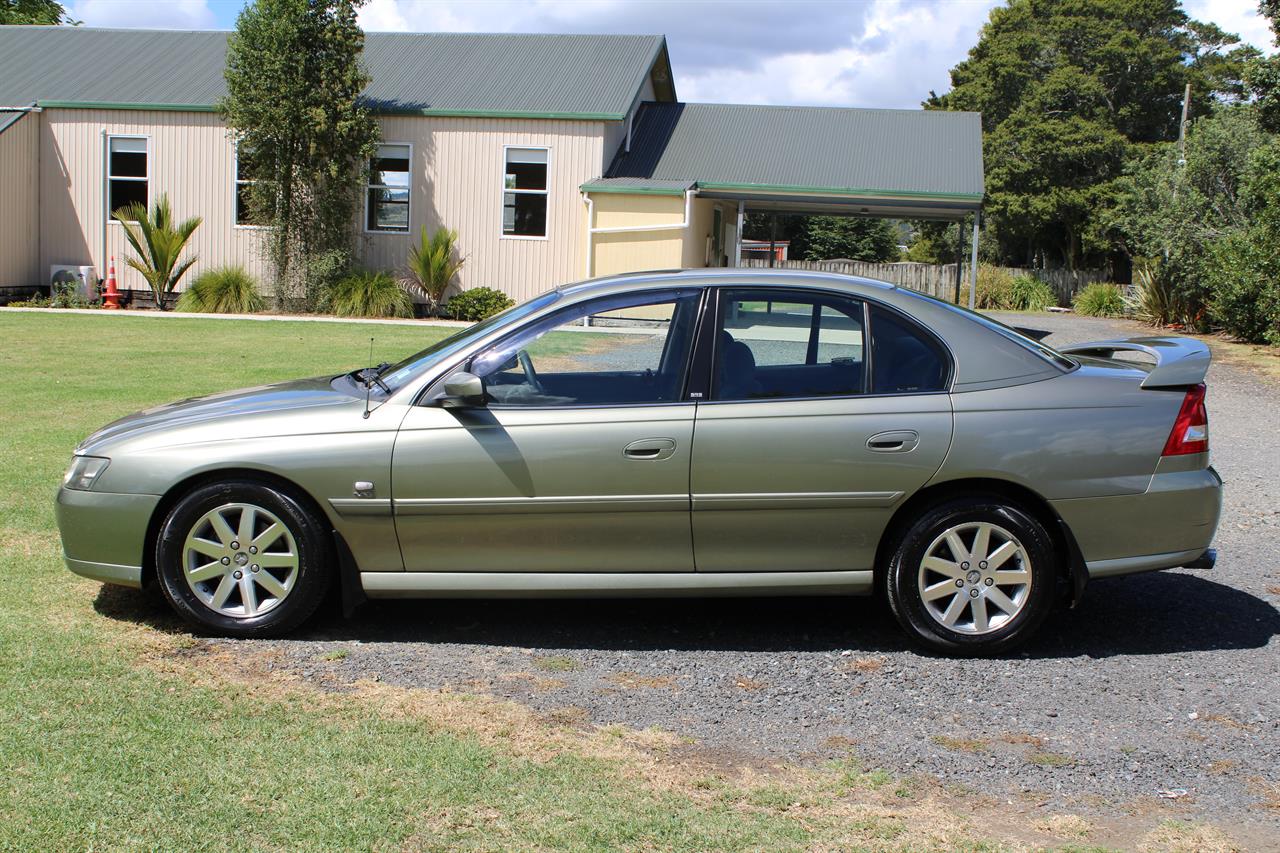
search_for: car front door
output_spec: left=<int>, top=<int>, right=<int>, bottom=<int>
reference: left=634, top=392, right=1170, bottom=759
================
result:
left=391, top=288, right=702, bottom=573
left=690, top=288, right=954, bottom=572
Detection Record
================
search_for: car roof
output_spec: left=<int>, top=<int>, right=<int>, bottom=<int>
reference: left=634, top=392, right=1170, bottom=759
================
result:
left=555, top=269, right=1064, bottom=392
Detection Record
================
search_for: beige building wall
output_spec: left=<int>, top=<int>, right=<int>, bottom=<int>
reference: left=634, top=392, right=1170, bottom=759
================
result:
left=0, top=111, right=41, bottom=288
left=39, top=108, right=270, bottom=293
left=360, top=115, right=607, bottom=302
left=38, top=109, right=611, bottom=300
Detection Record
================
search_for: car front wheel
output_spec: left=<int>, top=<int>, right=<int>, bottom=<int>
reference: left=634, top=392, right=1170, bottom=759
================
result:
left=155, top=479, right=332, bottom=637
left=885, top=496, right=1056, bottom=655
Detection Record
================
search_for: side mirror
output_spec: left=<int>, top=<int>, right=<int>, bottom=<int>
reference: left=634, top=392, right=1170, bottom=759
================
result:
left=437, top=371, right=485, bottom=407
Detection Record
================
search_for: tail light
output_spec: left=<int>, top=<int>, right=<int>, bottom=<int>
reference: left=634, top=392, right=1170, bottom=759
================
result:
left=1162, top=383, right=1208, bottom=456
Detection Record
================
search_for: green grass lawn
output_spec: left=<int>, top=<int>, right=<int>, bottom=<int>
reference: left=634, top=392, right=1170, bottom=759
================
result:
left=0, top=311, right=1198, bottom=851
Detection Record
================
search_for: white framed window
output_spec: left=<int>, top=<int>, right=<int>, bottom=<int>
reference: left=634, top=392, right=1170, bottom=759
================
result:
left=502, top=146, right=549, bottom=238
left=107, top=135, right=149, bottom=222
left=233, top=141, right=267, bottom=228
left=365, top=143, right=411, bottom=233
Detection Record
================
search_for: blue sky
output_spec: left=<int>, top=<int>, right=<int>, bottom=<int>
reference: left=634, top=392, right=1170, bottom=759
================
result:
left=65, top=1, right=1277, bottom=110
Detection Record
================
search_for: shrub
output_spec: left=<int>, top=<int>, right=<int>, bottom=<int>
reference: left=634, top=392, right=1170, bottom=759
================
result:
left=112, top=193, right=202, bottom=310
left=1007, top=274, right=1057, bottom=311
left=404, top=226, right=465, bottom=314
left=318, top=270, right=413, bottom=318
left=1205, top=232, right=1280, bottom=345
left=1073, top=283, right=1126, bottom=317
left=959, top=265, right=1016, bottom=310
left=303, top=248, right=352, bottom=312
left=445, top=287, right=514, bottom=321
left=176, top=267, right=265, bottom=314
left=1127, top=263, right=1192, bottom=328
left=11, top=280, right=98, bottom=309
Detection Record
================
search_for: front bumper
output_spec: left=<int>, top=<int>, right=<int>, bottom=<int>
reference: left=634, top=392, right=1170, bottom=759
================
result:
left=55, top=487, right=159, bottom=589
left=1052, top=465, right=1222, bottom=580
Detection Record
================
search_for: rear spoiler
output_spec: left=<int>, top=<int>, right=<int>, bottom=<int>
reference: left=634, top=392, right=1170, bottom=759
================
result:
left=1057, top=336, right=1210, bottom=388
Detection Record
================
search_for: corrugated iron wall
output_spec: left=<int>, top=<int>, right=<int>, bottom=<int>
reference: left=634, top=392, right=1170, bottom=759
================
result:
left=0, top=111, right=41, bottom=288
left=37, top=109, right=608, bottom=300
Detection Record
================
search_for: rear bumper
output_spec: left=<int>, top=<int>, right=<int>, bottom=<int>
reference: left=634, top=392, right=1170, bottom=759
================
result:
left=1052, top=465, right=1222, bottom=580
left=55, top=487, right=158, bottom=589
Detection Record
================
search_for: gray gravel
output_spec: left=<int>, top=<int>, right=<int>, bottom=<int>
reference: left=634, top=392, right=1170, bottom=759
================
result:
left=194, top=312, right=1278, bottom=824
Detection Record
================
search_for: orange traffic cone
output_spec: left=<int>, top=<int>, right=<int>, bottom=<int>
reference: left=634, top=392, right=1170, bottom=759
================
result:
left=103, top=256, right=120, bottom=310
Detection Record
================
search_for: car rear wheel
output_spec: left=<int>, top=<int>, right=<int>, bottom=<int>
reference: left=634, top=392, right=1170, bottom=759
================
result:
left=885, top=496, right=1056, bottom=655
left=155, top=480, right=332, bottom=637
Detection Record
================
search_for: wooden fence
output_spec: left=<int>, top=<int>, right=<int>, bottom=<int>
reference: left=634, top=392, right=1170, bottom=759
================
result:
left=740, top=258, right=1109, bottom=305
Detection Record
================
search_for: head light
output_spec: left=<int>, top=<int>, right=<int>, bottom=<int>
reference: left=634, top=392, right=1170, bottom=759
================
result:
left=63, top=456, right=110, bottom=491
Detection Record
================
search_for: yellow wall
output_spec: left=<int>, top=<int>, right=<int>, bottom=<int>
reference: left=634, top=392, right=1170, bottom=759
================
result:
left=588, top=192, right=687, bottom=278
left=0, top=111, right=42, bottom=288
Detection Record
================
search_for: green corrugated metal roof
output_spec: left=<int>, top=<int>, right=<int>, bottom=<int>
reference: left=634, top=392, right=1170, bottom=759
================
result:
left=604, top=102, right=984, bottom=201
left=580, top=177, right=694, bottom=195
left=0, top=27, right=670, bottom=119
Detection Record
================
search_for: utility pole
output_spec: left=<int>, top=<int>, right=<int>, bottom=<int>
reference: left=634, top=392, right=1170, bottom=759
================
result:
left=1177, top=83, right=1191, bottom=167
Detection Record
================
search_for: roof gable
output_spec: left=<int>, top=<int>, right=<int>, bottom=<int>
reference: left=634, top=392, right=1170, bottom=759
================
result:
left=0, top=27, right=670, bottom=120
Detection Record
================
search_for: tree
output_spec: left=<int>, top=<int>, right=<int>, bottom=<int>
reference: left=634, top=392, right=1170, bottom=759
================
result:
left=1247, top=1, right=1280, bottom=133
left=742, top=213, right=899, bottom=262
left=113, top=194, right=203, bottom=310
left=928, top=0, right=1255, bottom=269
left=0, top=0, right=72, bottom=24
left=220, top=0, right=379, bottom=307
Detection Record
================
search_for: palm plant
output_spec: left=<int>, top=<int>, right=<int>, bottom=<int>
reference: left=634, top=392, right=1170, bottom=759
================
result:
left=404, top=226, right=465, bottom=315
left=113, top=194, right=202, bottom=309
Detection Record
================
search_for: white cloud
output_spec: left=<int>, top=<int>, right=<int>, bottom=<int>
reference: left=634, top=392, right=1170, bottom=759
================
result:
left=1185, top=0, right=1276, bottom=54
left=69, top=0, right=217, bottom=29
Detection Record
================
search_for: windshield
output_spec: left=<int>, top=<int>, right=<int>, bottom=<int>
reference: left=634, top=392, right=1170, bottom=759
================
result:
left=379, top=291, right=561, bottom=392
left=901, top=290, right=1076, bottom=371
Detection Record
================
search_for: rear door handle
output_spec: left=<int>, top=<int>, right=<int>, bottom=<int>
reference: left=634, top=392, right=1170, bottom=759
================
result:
left=866, top=430, right=919, bottom=453
left=623, top=438, right=677, bottom=460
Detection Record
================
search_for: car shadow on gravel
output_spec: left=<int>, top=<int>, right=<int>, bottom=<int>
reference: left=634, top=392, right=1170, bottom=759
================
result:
left=94, top=569, right=1277, bottom=658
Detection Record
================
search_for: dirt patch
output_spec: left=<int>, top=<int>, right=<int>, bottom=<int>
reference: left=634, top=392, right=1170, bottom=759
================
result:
left=606, top=671, right=678, bottom=691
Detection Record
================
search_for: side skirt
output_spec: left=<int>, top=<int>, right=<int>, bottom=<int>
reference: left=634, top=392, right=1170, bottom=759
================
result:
left=361, top=570, right=874, bottom=599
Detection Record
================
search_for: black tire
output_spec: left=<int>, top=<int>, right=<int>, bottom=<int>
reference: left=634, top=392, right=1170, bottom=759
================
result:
left=155, top=479, right=332, bottom=637
left=884, top=496, right=1056, bottom=656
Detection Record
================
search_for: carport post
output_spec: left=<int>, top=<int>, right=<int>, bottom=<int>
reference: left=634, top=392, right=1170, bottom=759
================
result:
left=968, top=212, right=980, bottom=310
left=734, top=200, right=744, bottom=267
left=953, top=222, right=964, bottom=303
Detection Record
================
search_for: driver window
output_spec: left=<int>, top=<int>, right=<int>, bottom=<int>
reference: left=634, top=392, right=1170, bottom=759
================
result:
left=470, top=289, right=700, bottom=407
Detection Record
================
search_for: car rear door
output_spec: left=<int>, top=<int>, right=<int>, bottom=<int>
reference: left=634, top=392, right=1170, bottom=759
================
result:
left=391, top=288, right=702, bottom=573
left=689, top=288, right=953, bottom=572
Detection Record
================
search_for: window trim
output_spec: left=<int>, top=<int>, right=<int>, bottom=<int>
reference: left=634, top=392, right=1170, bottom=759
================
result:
left=106, top=133, right=150, bottom=225
left=499, top=144, right=550, bottom=241
left=232, top=140, right=268, bottom=231
left=363, top=141, right=413, bottom=235
left=424, top=287, right=703, bottom=410
left=701, top=286, right=954, bottom=405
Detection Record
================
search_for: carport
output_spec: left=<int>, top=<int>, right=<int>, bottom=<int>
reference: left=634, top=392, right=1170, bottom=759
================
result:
left=582, top=102, right=984, bottom=305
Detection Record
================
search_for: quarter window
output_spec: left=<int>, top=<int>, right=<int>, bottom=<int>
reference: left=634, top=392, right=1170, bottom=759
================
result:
left=869, top=307, right=947, bottom=394
left=469, top=289, right=700, bottom=407
left=366, top=143, right=411, bottom=232
left=107, top=136, right=148, bottom=220
left=713, top=290, right=866, bottom=401
left=502, top=147, right=548, bottom=237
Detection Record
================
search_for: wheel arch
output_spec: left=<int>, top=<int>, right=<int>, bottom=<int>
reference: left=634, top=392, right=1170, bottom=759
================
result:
left=140, top=467, right=338, bottom=592
left=874, top=477, right=1088, bottom=604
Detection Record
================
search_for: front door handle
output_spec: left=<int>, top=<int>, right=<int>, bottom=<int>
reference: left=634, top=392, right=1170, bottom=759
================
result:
left=623, top=437, right=677, bottom=461
left=866, top=430, right=919, bottom=453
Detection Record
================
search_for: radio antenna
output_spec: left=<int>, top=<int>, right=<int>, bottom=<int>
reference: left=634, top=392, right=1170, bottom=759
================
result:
left=362, top=336, right=374, bottom=419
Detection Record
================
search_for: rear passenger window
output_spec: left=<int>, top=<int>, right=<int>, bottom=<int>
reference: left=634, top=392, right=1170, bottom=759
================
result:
left=870, top=307, right=947, bottom=394
left=713, top=290, right=865, bottom=401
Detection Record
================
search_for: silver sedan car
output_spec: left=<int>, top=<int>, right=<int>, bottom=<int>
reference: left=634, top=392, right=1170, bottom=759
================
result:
left=56, top=270, right=1222, bottom=654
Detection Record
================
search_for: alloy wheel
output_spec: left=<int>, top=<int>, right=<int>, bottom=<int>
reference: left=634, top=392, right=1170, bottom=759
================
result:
left=181, top=502, right=299, bottom=618
left=917, top=521, right=1032, bottom=635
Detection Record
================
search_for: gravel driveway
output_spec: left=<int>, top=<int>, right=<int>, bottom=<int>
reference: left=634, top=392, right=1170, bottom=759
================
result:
left=195, top=312, right=1279, bottom=826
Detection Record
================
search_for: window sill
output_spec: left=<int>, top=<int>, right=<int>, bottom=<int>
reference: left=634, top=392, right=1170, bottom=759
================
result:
left=499, top=234, right=549, bottom=242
